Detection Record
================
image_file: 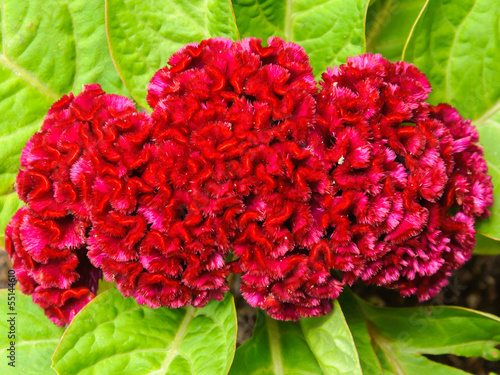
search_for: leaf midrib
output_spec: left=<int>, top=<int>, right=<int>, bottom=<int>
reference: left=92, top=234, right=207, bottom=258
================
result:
left=265, top=315, right=284, bottom=375
left=474, top=98, right=500, bottom=126
left=367, top=322, right=407, bottom=375
left=0, top=54, right=60, bottom=101
left=150, top=306, right=196, bottom=374
left=403, top=339, right=500, bottom=355
left=0, top=1, right=60, bottom=101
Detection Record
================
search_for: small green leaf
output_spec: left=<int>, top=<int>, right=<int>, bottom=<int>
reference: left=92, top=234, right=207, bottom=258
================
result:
left=0, top=0, right=128, bottom=237
left=52, top=289, right=237, bottom=375
left=476, top=114, right=500, bottom=240
left=105, top=0, right=240, bottom=109
left=361, top=302, right=500, bottom=361
left=403, top=0, right=500, bottom=122
left=340, top=290, right=500, bottom=374
left=365, top=0, right=427, bottom=60
left=0, top=191, right=24, bottom=248
left=232, top=0, right=370, bottom=77
left=229, top=310, right=323, bottom=375
left=0, top=289, right=65, bottom=374
left=474, top=232, right=500, bottom=255
left=96, top=279, right=116, bottom=294
left=301, top=300, right=363, bottom=375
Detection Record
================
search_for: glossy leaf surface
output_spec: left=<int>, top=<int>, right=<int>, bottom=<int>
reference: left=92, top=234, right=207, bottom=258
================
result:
left=53, top=289, right=237, bottom=375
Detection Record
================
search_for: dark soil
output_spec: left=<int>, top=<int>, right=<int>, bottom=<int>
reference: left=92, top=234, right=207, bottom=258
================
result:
left=2, top=249, right=499, bottom=374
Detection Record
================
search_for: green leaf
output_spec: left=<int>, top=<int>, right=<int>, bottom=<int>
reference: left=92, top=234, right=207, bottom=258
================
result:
left=96, top=278, right=116, bottom=294
left=339, top=291, right=383, bottom=375
left=0, top=289, right=65, bottom=374
left=232, top=0, right=370, bottom=77
left=402, top=0, right=500, bottom=122
left=0, top=0, right=127, bottom=237
left=365, top=0, right=427, bottom=60
left=300, top=300, right=363, bottom=375
left=52, top=288, right=237, bottom=375
left=402, top=0, right=500, bottom=247
left=474, top=232, right=500, bottom=255
left=476, top=114, right=500, bottom=240
left=229, top=310, right=323, bottom=375
left=105, top=0, right=240, bottom=109
left=340, top=290, right=500, bottom=375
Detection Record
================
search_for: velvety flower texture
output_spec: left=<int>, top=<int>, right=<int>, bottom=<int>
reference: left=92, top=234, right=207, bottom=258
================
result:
left=6, top=84, right=146, bottom=325
left=145, top=37, right=339, bottom=320
left=316, top=54, right=493, bottom=300
left=5, top=42, right=493, bottom=325
left=5, top=203, right=99, bottom=326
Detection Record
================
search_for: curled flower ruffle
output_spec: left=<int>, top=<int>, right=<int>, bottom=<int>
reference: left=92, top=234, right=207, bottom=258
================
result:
left=317, top=54, right=493, bottom=300
left=143, top=37, right=339, bottom=320
left=8, top=84, right=144, bottom=323
left=5, top=207, right=100, bottom=326
left=5, top=44, right=493, bottom=324
left=16, top=84, right=140, bottom=220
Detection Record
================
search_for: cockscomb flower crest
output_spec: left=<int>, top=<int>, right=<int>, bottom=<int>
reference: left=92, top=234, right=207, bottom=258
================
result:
left=3, top=43, right=493, bottom=326
left=316, top=54, right=493, bottom=300
left=5, top=83, right=141, bottom=325
left=142, top=37, right=338, bottom=320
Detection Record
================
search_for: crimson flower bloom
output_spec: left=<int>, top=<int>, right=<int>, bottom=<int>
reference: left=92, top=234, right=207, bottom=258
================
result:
left=4, top=44, right=494, bottom=325
left=145, top=37, right=339, bottom=320
left=5, top=207, right=99, bottom=326
left=316, top=54, right=493, bottom=300
left=6, top=84, right=144, bottom=325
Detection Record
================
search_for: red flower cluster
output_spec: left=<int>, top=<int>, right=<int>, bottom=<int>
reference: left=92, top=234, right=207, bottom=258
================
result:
left=316, top=54, right=493, bottom=300
left=5, top=83, right=142, bottom=325
left=146, top=37, right=338, bottom=320
left=4, top=40, right=493, bottom=324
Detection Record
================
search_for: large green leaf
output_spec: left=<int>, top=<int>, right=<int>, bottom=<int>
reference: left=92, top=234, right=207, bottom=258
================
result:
left=0, top=289, right=65, bottom=374
left=52, top=289, right=237, bottom=375
left=340, top=290, right=500, bottom=375
left=403, top=0, right=500, bottom=242
left=300, top=300, right=363, bottom=375
left=105, top=0, right=240, bottom=109
left=476, top=114, right=500, bottom=241
left=0, top=0, right=127, bottom=240
left=229, top=310, right=323, bottom=375
left=232, top=0, right=370, bottom=77
left=403, top=0, right=500, bottom=122
left=365, top=0, right=427, bottom=60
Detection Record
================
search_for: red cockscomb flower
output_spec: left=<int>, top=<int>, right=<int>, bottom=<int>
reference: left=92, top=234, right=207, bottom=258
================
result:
left=17, top=84, right=140, bottom=219
left=316, top=54, right=493, bottom=300
left=7, top=84, right=146, bottom=324
left=5, top=207, right=100, bottom=326
left=141, top=37, right=340, bottom=319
